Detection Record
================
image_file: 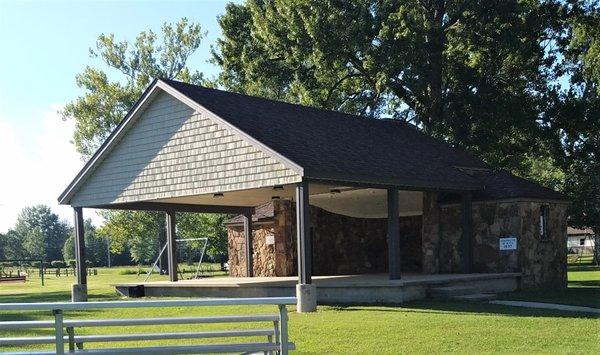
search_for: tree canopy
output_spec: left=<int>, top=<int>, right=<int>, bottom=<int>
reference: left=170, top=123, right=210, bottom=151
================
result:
left=213, top=0, right=599, bottom=253
left=62, top=18, right=207, bottom=159
left=12, top=205, right=71, bottom=262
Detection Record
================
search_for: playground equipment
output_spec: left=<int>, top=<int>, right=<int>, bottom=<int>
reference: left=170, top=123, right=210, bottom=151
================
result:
left=145, top=238, right=209, bottom=281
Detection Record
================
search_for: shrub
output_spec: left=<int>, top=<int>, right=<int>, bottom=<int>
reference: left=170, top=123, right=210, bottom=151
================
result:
left=117, top=268, right=139, bottom=275
left=67, top=259, right=76, bottom=268
left=50, top=260, right=66, bottom=268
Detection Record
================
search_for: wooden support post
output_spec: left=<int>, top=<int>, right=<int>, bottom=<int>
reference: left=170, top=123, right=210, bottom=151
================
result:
left=296, top=180, right=312, bottom=284
left=387, top=188, right=401, bottom=280
left=461, top=192, right=473, bottom=273
left=166, top=211, right=178, bottom=282
left=243, top=213, right=253, bottom=277
left=73, top=207, right=87, bottom=285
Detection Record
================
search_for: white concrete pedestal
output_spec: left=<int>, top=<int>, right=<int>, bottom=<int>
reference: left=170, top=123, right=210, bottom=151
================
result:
left=71, top=284, right=88, bottom=302
left=296, top=283, right=317, bottom=312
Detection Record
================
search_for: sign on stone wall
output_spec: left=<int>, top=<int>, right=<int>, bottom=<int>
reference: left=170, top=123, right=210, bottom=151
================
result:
left=265, top=234, right=275, bottom=245
left=499, top=237, right=518, bottom=251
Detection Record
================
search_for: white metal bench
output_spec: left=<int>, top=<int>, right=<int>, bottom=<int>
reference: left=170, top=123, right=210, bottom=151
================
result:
left=0, top=297, right=295, bottom=354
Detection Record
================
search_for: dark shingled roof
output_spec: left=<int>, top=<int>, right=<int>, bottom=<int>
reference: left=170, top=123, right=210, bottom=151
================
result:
left=161, top=79, right=568, bottom=201
left=163, top=79, right=485, bottom=191
left=474, top=170, right=568, bottom=201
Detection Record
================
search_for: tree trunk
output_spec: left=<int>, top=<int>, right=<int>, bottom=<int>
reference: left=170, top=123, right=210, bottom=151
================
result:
left=425, top=0, right=446, bottom=129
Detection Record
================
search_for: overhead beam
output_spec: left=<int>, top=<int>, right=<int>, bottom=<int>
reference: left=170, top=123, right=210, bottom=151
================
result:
left=166, top=211, right=178, bottom=282
left=89, top=202, right=254, bottom=214
left=243, top=213, right=253, bottom=277
left=387, top=188, right=401, bottom=280
left=296, top=180, right=312, bottom=284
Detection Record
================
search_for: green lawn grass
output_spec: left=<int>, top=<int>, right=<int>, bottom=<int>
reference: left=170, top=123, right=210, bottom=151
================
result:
left=1, top=265, right=599, bottom=354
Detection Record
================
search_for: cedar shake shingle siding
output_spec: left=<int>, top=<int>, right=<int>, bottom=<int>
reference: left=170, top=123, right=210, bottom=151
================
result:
left=70, top=92, right=301, bottom=206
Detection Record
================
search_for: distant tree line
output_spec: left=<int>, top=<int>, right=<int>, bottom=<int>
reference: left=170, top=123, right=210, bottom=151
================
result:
left=0, top=205, right=230, bottom=268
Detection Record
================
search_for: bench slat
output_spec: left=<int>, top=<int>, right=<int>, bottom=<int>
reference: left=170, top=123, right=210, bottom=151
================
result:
left=0, top=314, right=279, bottom=330
left=74, top=342, right=295, bottom=354
left=0, top=329, right=275, bottom=346
left=1, top=343, right=295, bottom=355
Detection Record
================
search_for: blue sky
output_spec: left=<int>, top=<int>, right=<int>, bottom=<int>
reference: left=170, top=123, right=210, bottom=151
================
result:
left=0, top=0, right=237, bottom=232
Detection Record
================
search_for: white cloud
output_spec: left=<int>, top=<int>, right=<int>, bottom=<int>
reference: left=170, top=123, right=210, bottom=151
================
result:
left=0, top=106, right=102, bottom=232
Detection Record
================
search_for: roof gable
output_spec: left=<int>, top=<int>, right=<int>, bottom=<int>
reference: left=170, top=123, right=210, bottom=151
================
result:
left=61, top=84, right=302, bottom=206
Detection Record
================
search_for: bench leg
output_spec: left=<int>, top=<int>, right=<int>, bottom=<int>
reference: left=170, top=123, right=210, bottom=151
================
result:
left=67, top=327, right=75, bottom=353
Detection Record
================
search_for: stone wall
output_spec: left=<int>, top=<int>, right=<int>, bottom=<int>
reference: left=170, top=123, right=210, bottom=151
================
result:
left=227, top=200, right=295, bottom=277
left=228, top=201, right=422, bottom=277
left=311, top=207, right=422, bottom=275
left=423, top=197, right=568, bottom=290
left=229, top=197, right=567, bottom=290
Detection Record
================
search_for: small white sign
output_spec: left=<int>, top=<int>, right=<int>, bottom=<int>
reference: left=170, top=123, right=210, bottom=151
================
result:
left=499, top=237, right=517, bottom=251
left=265, top=234, right=275, bottom=245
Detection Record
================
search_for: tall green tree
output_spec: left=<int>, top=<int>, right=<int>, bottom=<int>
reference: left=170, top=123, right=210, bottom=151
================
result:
left=63, top=219, right=109, bottom=266
left=177, top=213, right=230, bottom=265
left=0, top=230, right=26, bottom=260
left=550, top=1, right=600, bottom=263
left=62, top=18, right=207, bottom=159
left=213, top=0, right=567, bottom=176
left=63, top=19, right=230, bottom=265
left=97, top=211, right=163, bottom=265
left=13, top=205, right=71, bottom=262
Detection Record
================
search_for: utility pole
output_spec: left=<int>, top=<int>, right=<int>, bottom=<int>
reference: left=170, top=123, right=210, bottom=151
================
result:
left=106, top=236, right=111, bottom=268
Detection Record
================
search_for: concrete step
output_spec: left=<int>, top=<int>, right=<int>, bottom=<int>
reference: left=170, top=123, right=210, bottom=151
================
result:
left=428, top=286, right=477, bottom=298
left=452, top=293, right=497, bottom=302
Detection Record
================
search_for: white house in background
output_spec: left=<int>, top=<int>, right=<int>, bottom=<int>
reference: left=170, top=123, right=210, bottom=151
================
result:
left=567, top=227, right=596, bottom=251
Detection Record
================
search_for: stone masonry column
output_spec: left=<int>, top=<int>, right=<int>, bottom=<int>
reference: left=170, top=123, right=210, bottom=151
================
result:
left=422, top=192, right=441, bottom=274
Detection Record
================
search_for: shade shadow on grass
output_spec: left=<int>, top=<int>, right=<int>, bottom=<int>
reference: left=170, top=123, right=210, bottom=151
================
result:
left=325, top=300, right=599, bottom=319
left=0, top=290, right=118, bottom=303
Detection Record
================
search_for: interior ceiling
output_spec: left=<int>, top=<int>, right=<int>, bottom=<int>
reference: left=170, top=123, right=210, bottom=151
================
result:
left=154, top=183, right=423, bottom=218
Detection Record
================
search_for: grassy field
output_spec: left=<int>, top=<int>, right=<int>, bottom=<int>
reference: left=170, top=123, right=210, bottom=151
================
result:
left=0, top=265, right=598, bottom=354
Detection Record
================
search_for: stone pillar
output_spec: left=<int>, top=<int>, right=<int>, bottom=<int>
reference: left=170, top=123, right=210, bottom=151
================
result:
left=422, top=192, right=441, bottom=274
left=72, top=207, right=88, bottom=302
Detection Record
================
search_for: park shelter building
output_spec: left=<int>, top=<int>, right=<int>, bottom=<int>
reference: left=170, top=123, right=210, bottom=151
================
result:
left=59, top=79, right=569, bottom=310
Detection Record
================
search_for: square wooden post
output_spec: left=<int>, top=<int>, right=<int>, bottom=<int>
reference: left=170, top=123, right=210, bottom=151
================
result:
left=296, top=180, right=312, bottom=284
left=243, top=213, right=254, bottom=277
left=461, top=192, right=473, bottom=273
left=387, top=188, right=401, bottom=280
left=166, top=211, right=178, bottom=282
left=72, top=207, right=87, bottom=301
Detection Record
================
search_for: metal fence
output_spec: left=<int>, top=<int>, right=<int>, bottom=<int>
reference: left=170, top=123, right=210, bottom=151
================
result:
left=0, top=297, right=296, bottom=354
